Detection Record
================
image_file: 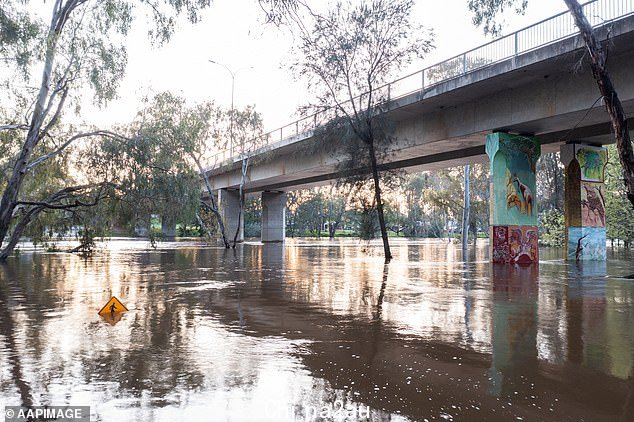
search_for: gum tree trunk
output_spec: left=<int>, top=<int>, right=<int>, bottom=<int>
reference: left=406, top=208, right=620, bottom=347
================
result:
left=462, top=164, right=471, bottom=251
left=564, top=0, right=634, bottom=208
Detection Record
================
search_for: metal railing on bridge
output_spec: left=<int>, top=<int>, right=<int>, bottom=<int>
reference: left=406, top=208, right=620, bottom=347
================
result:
left=207, top=0, right=634, bottom=171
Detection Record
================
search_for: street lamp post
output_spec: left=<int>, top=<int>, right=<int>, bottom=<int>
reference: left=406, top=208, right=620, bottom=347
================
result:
left=208, top=60, right=253, bottom=158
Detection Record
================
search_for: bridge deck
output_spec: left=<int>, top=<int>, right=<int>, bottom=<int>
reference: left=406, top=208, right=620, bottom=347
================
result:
left=208, top=9, right=634, bottom=193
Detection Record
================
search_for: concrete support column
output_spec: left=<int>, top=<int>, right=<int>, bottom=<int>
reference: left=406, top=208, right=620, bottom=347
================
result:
left=560, top=144, right=608, bottom=261
left=219, top=189, right=244, bottom=243
left=486, top=132, right=541, bottom=264
left=261, top=191, right=286, bottom=243
left=161, top=215, right=177, bottom=238
left=134, top=215, right=149, bottom=237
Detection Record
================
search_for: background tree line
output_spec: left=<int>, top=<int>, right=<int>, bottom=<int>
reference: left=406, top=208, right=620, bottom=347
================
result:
left=2, top=0, right=632, bottom=259
left=237, top=149, right=633, bottom=247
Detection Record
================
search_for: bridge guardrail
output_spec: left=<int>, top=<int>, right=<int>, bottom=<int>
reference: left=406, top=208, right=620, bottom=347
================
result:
left=206, top=0, right=634, bottom=171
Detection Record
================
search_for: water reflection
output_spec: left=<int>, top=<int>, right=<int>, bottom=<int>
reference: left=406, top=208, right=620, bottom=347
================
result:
left=0, top=239, right=632, bottom=421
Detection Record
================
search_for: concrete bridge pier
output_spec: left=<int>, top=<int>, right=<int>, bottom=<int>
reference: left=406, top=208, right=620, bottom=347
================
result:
left=261, top=191, right=286, bottom=243
left=219, top=189, right=244, bottom=243
left=560, top=144, right=608, bottom=261
left=486, top=132, right=541, bottom=264
left=161, top=215, right=177, bottom=238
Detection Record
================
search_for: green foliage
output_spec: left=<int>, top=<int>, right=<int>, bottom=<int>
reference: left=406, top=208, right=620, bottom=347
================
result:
left=285, top=187, right=354, bottom=238
left=467, top=0, right=528, bottom=35
left=2, top=0, right=212, bottom=90
left=294, top=192, right=325, bottom=237
left=408, top=164, right=489, bottom=240
left=177, top=223, right=204, bottom=237
left=605, top=145, right=634, bottom=246
left=244, top=198, right=262, bottom=238
left=356, top=206, right=379, bottom=240
left=536, top=152, right=564, bottom=212
left=539, top=208, right=564, bottom=247
left=0, top=3, right=41, bottom=76
left=297, top=0, right=433, bottom=179
left=84, top=92, right=230, bottom=235
left=0, top=0, right=213, bottom=259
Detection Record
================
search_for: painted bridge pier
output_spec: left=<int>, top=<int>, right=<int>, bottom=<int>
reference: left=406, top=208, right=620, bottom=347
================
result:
left=214, top=136, right=612, bottom=263
left=560, top=144, right=608, bottom=261
left=486, top=133, right=541, bottom=264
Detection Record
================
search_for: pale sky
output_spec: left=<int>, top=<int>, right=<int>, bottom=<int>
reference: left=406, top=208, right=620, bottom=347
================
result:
left=80, top=0, right=565, bottom=132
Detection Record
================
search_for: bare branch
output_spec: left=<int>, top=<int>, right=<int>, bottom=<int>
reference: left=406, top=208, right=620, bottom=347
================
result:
left=16, top=182, right=112, bottom=210
left=0, top=124, right=29, bottom=131
left=26, top=130, right=132, bottom=171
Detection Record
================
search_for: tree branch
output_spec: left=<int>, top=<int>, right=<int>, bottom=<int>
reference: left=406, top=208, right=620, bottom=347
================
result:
left=0, top=124, right=29, bottom=131
left=16, top=182, right=112, bottom=210
left=26, top=130, right=131, bottom=171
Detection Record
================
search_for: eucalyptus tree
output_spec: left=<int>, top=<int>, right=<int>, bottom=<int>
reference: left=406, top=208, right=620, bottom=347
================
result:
left=118, top=92, right=266, bottom=248
left=0, top=0, right=212, bottom=259
left=468, top=0, right=634, bottom=209
left=125, top=92, right=232, bottom=247
left=604, top=145, right=634, bottom=246
left=85, top=93, right=205, bottom=240
left=228, top=106, right=265, bottom=246
left=269, top=0, right=433, bottom=262
left=324, top=185, right=349, bottom=238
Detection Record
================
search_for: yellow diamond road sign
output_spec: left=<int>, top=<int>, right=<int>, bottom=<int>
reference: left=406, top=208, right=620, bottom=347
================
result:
left=98, top=296, right=129, bottom=316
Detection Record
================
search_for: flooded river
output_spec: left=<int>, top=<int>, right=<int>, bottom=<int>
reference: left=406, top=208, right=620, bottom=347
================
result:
left=0, top=238, right=633, bottom=421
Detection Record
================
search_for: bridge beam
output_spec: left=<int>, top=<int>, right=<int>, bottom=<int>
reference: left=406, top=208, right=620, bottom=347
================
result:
left=560, top=144, right=607, bottom=261
left=219, top=189, right=244, bottom=243
left=261, top=191, right=286, bottom=243
left=486, top=132, right=540, bottom=264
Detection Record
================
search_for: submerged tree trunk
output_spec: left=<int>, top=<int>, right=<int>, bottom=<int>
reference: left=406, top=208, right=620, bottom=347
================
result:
left=368, top=139, right=392, bottom=263
left=461, top=164, right=471, bottom=251
left=0, top=207, right=39, bottom=260
left=197, top=159, right=231, bottom=248
left=564, top=0, right=634, bottom=208
left=232, top=156, right=249, bottom=247
left=328, top=200, right=335, bottom=239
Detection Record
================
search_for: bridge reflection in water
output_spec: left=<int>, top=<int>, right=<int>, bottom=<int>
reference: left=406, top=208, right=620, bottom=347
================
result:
left=0, top=239, right=632, bottom=421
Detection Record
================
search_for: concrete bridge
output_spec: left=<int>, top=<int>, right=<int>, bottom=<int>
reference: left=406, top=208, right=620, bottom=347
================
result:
left=205, top=1, right=634, bottom=261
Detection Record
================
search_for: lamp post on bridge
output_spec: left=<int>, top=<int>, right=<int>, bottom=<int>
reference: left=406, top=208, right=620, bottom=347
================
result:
left=208, top=60, right=253, bottom=158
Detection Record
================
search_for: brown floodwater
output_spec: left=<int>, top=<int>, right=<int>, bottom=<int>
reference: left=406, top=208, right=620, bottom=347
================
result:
left=0, top=238, right=633, bottom=421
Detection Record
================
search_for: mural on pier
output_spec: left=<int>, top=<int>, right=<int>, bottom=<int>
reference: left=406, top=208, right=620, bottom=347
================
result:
left=487, top=133, right=540, bottom=227
left=491, top=225, right=539, bottom=264
left=577, top=146, right=608, bottom=182
left=506, top=170, right=534, bottom=216
left=567, top=227, right=607, bottom=261
left=581, top=182, right=606, bottom=227
left=487, top=133, right=540, bottom=264
left=560, top=144, right=608, bottom=261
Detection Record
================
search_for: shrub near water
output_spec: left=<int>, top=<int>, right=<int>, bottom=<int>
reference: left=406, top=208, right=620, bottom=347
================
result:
left=539, top=208, right=565, bottom=248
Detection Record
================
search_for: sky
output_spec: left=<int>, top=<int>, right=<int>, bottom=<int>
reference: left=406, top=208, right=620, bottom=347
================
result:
left=79, top=0, right=566, bottom=133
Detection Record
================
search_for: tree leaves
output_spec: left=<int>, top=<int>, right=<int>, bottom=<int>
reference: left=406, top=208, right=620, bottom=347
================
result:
left=467, top=0, right=528, bottom=36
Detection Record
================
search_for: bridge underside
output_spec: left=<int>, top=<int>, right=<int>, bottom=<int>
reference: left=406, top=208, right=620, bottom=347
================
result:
left=208, top=16, right=634, bottom=193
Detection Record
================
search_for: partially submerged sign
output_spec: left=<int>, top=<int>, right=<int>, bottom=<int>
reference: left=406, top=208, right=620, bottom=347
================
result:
left=98, top=296, right=129, bottom=316
left=100, top=311, right=123, bottom=326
